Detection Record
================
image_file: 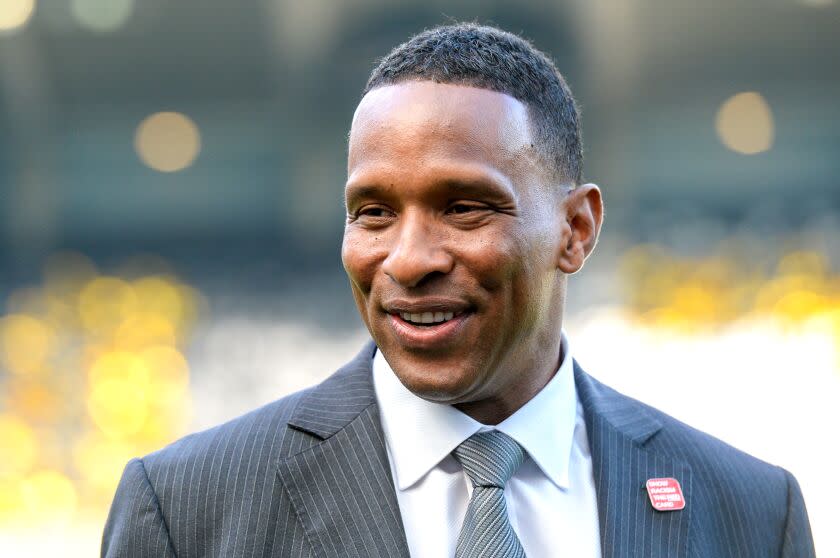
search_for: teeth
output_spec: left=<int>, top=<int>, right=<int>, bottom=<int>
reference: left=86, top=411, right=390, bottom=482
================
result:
left=399, top=311, right=458, bottom=324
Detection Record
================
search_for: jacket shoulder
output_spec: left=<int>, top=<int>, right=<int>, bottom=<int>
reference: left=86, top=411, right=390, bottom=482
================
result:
left=640, top=395, right=786, bottom=482
left=111, top=388, right=319, bottom=555
left=104, top=387, right=326, bottom=557
left=584, top=371, right=785, bottom=480
left=582, top=372, right=805, bottom=554
left=598, top=378, right=793, bottom=525
left=138, top=341, right=377, bottom=487
left=630, top=390, right=814, bottom=555
left=142, top=387, right=312, bottom=475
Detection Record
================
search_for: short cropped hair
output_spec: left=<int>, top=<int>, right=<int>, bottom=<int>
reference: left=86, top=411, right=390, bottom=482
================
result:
left=364, top=23, right=583, bottom=185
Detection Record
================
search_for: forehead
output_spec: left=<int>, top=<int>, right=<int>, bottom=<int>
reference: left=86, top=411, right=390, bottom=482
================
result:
left=348, top=82, right=534, bottom=174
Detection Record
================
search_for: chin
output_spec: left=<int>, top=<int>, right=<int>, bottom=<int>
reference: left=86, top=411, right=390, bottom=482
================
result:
left=389, top=358, right=480, bottom=403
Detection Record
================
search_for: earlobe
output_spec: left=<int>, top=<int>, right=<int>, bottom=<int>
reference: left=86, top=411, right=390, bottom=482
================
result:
left=556, top=183, right=603, bottom=274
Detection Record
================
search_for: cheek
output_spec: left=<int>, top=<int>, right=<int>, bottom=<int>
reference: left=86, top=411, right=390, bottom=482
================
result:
left=460, top=228, right=536, bottom=291
left=341, top=230, right=380, bottom=292
left=463, top=226, right=556, bottom=326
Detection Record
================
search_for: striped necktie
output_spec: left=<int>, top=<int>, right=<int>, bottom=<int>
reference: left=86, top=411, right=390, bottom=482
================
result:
left=452, top=430, right=527, bottom=558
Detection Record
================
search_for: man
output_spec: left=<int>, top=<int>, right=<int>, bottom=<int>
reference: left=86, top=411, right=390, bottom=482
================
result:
left=103, top=24, right=815, bottom=557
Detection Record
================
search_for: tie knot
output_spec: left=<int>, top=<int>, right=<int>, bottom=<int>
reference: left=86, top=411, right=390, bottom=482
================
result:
left=452, top=431, right=525, bottom=488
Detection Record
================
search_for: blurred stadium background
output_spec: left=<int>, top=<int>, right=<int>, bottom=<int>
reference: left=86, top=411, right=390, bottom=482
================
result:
left=1, top=0, right=838, bottom=555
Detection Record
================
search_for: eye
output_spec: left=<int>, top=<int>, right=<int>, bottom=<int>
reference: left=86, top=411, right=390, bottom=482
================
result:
left=351, top=204, right=395, bottom=223
left=359, top=206, right=391, bottom=217
left=446, top=202, right=489, bottom=215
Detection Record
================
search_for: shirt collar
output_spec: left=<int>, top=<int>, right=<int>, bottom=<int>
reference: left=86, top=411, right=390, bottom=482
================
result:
left=372, top=332, right=578, bottom=491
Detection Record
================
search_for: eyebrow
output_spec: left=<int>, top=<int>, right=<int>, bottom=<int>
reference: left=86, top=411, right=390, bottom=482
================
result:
left=344, top=174, right=516, bottom=208
left=344, top=184, right=385, bottom=206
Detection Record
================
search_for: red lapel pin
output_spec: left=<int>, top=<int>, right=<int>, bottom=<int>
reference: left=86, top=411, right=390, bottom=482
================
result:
left=645, top=477, right=686, bottom=511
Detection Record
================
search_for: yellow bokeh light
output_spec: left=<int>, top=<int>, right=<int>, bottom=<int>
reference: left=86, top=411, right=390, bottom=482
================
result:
left=141, top=345, right=190, bottom=407
left=777, top=251, right=827, bottom=278
left=773, top=290, right=826, bottom=324
left=3, top=287, right=78, bottom=334
left=87, top=379, right=149, bottom=440
left=135, top=112, right=202, bottom=172
left=87, top=351, right=150, bottom=439
left=71, top=0, right=133, bottom=32
left=0, top=477, right=25, bottom=525
left=715, top=91, right=774, bottom=154
left=0, top=415, right=38, bottom=477
left=20, top=470, right=78, bottom=524
left=114, top=312, right=177, bottom=349
left=671, top=284, right=719, bottom=323
left=73, top=433, right=133, bottom=495
left=133, top=398, right=192, bottom=451
left=620, top=242, right=840, bottom=333
left=0, top=314, right=54, bottom=375
left=78, top=277, right=138, bottom=337
left=87, top=350, right=148, bottom=385
left=0, top=0, right=36, bottom=33
left=132, top=276, right=185, bottom=326
left=0, top=253, right=203, bottom=533
left=6, top=379, right=63, bottom=423
left=754, top=275, right=822, bottom=315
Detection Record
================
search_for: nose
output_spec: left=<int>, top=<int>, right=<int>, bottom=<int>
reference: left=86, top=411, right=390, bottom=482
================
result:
left=381, top=211, right=454, bottom=288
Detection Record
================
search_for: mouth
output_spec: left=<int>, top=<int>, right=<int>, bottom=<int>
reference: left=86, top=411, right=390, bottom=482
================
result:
left=384, top=306, right=472, bottom=349
left=396, top=310, right=459, bottom=325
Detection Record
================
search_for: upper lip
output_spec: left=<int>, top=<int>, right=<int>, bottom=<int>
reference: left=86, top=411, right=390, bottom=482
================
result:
left=382, top=297, right=472, bottom=314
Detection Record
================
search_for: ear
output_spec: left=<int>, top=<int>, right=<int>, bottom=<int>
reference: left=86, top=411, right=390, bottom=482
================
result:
left=557, top=183, right=603, bottom=274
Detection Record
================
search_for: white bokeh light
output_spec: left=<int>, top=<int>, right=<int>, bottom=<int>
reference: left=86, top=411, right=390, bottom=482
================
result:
left=134, top=112, right=202, bottom=173
left=715, top=91, right=775, bottom=155
left=71, top=0, right=133, bottom=33
left=0, top=0, right=36, bottom=34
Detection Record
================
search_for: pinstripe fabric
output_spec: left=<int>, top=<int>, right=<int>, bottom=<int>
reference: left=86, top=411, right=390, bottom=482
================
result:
left=102, top=343, right=407, bottom=558
left=575, top=361, right=816, bottom=558
left=103, top=384, right=319, bottom=558
left=102, top=341, right=815, bottom=557
left=452, top=431, right=526, bottom=558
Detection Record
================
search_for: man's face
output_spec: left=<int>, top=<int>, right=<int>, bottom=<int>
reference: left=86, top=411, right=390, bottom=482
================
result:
left=342, top=81, right=570, bottom=407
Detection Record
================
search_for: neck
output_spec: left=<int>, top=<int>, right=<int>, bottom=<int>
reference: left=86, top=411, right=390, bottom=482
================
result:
left=454, top=335, right=565, bottom=424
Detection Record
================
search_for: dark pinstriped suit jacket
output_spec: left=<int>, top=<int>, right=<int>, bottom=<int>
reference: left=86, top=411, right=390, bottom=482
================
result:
left=102, top=342, right=816, bottom=557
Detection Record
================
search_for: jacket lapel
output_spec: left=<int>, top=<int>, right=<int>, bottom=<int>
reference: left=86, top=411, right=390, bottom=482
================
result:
left=277, top=342, right=410, bottom=558
left=277, top=343, right=693, bottom=557
left=575, top=362, right=692, bottom=558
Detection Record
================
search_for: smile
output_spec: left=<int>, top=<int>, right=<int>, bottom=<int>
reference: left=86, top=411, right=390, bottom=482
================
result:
left=387, top=310, right=470, bottom=349
left=399, top=311, right=457, bottom=325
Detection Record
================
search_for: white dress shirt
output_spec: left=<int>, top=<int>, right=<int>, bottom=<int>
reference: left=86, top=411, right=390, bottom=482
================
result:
left=372, top=333, right=602, bottom=558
